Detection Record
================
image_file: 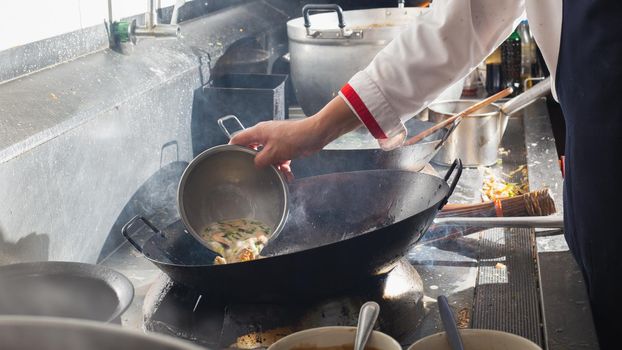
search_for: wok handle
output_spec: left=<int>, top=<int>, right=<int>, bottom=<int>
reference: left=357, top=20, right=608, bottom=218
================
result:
left=303, top=4, right=346, bottom=30
left=440, top=159, right=463, bottom=210
left=121, top=215, right=161, bottom=254
left=217, top=114, right=246, bottom=140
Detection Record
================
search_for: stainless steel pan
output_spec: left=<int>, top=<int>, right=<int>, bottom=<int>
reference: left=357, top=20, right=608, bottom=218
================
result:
left=430, top=77, right=552, bottom=166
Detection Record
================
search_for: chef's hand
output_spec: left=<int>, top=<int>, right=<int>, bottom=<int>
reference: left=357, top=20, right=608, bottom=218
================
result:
left=229, top=96, right=362, bottom=174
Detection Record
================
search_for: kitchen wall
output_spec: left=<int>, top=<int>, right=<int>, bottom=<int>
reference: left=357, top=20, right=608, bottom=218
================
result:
left=0, top=0, right=180, bottom=52
left=0, top=39, right=201, bottom=264
left=0, top=0, right=215, bottom=83
left=0, top=0, right=293, bottom=264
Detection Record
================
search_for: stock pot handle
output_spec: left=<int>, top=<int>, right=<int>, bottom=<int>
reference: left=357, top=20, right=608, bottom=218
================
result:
left=121, top=215, right=162, bottom=254
left=303, top=4, right=346, bottom=30
left=440, top=159, right=463, bottom=209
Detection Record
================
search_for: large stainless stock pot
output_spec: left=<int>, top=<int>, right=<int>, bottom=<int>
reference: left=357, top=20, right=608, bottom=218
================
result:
left=287, top=3, right=429, bottom=115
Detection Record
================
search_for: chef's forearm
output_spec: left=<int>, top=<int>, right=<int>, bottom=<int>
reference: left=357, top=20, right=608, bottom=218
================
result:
left=305, top=96, right=362, bottom=148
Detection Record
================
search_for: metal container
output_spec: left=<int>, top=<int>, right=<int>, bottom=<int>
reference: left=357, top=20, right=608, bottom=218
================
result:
left=0, top=316, right=204, bottom=350
left=177, top=144, right=289, bottom=247
left=191, top=73, right=287, bottom=155
left=212, top=48, right=270, bottom=78
left=430, top=77, right=552, bottom=167
left=429, top=101, right=502, bottom=167
left=0, top=262, right=133, bottom=323
left=287, top=4, right=428, bottom=115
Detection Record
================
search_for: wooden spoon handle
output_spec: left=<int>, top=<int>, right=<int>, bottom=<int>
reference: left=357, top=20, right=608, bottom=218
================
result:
left=404, top=87, right=513, bottom=146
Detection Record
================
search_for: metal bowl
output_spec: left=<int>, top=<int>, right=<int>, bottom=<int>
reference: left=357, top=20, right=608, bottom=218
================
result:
left=0, top=316, right=204, bottom=350
left=0, top=261, right=133, bottom=323
left=178, top=144, right=289, bottom=248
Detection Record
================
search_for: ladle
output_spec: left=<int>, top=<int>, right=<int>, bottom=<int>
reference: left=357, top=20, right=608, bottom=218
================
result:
left=354, top=301, right=380, bottom=350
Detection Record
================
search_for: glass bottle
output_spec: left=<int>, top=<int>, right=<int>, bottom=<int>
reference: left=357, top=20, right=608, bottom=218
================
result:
left=485, top=47, right=503, bottom=96
left=501, top=29, right=522, bottom=95
left=518, top=21, right=532, bottom=89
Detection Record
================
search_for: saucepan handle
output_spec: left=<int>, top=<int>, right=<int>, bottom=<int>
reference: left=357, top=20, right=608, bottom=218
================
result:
left=121, top=215, right=161, bottom=254
left=435, top=117, right=462, bottom=150
left=217, top=114, right=246, bottom=140
left=499, top=76, right=551, bottom=116
left=303, top=4, right=346, bottom=30
left=440, top=159, right=463, bottom=210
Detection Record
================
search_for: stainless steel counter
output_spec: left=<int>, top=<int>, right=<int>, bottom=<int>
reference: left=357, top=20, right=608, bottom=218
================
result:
left=100, top=98, right=597, bottom=349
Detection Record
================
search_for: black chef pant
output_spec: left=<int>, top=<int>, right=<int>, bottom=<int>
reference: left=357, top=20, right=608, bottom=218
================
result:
left=557, top=1, right=622, bottom=348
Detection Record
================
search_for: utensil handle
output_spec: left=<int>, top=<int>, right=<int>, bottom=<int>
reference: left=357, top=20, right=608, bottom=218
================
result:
left=440, top=159, right=463, bottom=210
left=121, top=215, right=161, bottom=254
left=438, top=296, right=465, bottom=350
left=405, top=87, right=513, bottom=146
left=354, top=301, right=380, bottom=350
left=500, top=76, right=551, bottom=115
left=218, top=115, right=246, bottom=140
left=435, top=117, right=461, bottom=150
left=433, top=215, right=564, bottom=228
left=302, top=4, right=346, bottom=29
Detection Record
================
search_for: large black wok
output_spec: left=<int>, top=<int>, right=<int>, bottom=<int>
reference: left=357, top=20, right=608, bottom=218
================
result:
left=218, top=114, right=457, bottom=178
left=123, top=160, right=462, bottom=301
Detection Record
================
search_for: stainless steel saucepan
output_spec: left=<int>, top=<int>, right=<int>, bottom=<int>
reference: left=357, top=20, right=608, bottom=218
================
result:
left=430, top=77, right=552, bottom=167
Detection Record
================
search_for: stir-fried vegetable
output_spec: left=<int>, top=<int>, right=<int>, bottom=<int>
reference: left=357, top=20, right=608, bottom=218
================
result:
left=481, top=165, right=529, bottom=201
left=201, top=218, right=271, bottom=265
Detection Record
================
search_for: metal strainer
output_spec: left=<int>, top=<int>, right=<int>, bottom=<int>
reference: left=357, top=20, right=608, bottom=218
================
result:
left=177, top=144, right=289, bottom=248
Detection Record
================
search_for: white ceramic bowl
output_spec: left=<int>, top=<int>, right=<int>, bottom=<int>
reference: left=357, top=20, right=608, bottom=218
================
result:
left=407, top=329, right=542, bottom=350
left=267, top=326, right=401, bottom=350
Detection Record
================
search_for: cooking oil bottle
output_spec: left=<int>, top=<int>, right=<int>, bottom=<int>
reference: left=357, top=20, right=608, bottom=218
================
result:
left=501, top=29, right=522, bottom=95
left=518, top=20, right=538, bottom=89
left=485, top=47, right=503, bottom=96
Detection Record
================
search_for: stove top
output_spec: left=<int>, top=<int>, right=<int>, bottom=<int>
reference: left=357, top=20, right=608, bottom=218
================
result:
left=142, top=258, right=425, bottom=349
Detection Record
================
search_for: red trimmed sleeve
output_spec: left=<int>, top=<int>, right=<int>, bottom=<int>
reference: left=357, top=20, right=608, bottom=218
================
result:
left=340, top=83, right=387, bottom=139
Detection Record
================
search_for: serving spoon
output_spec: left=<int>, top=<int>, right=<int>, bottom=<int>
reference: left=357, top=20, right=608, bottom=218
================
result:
left=438, top=295, right=465, bottom=350
left=354, top=301, right=380, bottom=350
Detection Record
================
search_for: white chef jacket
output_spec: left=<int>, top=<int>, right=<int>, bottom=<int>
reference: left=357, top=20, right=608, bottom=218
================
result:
left=338, top=0, right=562, bottom=149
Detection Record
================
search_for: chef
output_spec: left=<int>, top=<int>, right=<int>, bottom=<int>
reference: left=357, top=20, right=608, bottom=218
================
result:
left=230, top=1, right=622, bottom=348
